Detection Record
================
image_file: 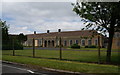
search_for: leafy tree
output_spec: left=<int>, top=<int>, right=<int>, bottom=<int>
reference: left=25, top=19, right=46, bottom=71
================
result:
left=0, top=20, right=10, bottom=50
left=18, top=33, right=27, bottom=44
left=72, top=2, right=120, bottom=63
left=0, top=20, right=24, bottom=50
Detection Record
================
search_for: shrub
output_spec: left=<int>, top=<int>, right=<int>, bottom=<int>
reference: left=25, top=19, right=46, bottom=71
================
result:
left=89, top=45, right=97, bottom=48
left=55, top=45, right=59, bottom=48
left=85, top=46, right=89, bottom=48
left=14, top=41, right=23, bottom=50
left=2, top=39, right=23, bottom=50
left=85, top=45, right=97, bottom=48
left=40, top=45, right=43, bottom=47
left=71, top=44, right=80, bottom=49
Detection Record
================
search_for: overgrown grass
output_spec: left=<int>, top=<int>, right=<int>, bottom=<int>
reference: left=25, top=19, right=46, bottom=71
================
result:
left=2, top=55, right=119, bottom=73
left=2, top=49, right=119, bottom=64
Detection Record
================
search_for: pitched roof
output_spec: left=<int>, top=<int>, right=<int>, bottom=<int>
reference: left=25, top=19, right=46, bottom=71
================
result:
left=26, top=30, right=99, bottom=39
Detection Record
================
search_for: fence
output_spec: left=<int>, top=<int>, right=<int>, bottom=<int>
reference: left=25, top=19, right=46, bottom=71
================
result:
left=2, top=37, right=119, bottom=64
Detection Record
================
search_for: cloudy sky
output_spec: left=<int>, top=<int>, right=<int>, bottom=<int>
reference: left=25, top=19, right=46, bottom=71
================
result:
left=2, top=1, right=86, bottom=34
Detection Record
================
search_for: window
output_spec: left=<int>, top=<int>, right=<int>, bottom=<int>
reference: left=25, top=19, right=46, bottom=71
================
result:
left=52, top=40, right=54, bottom=47
left=48, top=40, right=50, bottom=46
left=57, top=40, right=59, bottom=46
left=81, top=39, right=85, bottom=46
left=69, top=40, right=72, bottom=46
left=28, top=40, right=32, bottom=46
left=75, top=40, right=78, bottom=45
left=35, top=40, right=38, bottom=46
left=95, top=39, right=98, bottom=46
left=88, top=40, right=92, bottom=46
left=38, top=39, right=41, bottom=46
left=64, top=40, right=67, bottom=46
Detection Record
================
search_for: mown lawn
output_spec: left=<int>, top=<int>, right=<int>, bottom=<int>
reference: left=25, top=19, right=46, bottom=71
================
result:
left=67, top=48, right=107, bottom=50
left=2, top=55, right=119, bottom=73
left=2, top=49, right=119, bottom=64
left=67, top=48, right=119, bottom=52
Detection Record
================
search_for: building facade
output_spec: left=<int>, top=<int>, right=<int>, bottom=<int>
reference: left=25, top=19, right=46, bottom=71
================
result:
left=24, top=30, right=107, bottom=48
left=112, top=32, right=120, bottom=49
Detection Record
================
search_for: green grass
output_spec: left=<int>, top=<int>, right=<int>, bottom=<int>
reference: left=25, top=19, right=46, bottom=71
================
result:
left=2, top=55, right=119, bottom=73
left=2, top=49, right=119, bottom=64
left=67, top=48, right=119, bottom=51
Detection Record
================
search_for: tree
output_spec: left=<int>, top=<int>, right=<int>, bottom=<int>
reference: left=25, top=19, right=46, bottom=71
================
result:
left=72, top=2, right=120, bottom=63
left=0, top=20, right=25, bottom=50
left=0, top=20, right=10, bottom=50
left=18, top=33, right=27, bottom=44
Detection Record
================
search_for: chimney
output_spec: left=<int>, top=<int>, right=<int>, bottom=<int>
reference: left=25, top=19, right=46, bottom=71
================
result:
left=47, top=30, right=50, bottom=33
left=58, top=29, right=61, bottom=32
left=34, top=31, right=36, bottom=34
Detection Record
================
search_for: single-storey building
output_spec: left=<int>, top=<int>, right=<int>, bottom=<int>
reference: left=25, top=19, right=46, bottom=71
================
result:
left=112, top=32, right=120, bottom=49
left=24, top=30, right=107, bottom=48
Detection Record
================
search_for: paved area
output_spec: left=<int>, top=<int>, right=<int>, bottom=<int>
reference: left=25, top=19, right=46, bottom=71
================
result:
left=2, top=63, right=34, bottom=75
left=2, top=62, right=76, bottom=75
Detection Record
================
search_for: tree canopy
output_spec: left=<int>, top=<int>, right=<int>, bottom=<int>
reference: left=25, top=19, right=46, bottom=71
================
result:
left=73, top=2, right=120, bottom=34
left=72, top=2, right=120, bottom=63
left=0, top=20, right=25, bottom=50
left=18, top=33, right=27, bottom=44
left=0, top=20, right=10, bottom=49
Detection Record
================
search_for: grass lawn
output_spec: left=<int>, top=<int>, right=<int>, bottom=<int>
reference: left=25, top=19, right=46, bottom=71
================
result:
left=2, top=55, right=119, bottom=73
left=2, top=49, right=119, bottom=64
left=67, top=48, right=119, bottom=52
left=67, top=48, right=107, bottom=50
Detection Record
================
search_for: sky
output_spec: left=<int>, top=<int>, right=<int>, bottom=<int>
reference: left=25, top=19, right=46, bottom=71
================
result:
left=2, top=1, right=87, bottom=34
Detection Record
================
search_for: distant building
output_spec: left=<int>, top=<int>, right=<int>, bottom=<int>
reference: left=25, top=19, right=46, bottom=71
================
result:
left=24, top=30, right=107, bottom=48
left=112, top=32, right=120, bottom=49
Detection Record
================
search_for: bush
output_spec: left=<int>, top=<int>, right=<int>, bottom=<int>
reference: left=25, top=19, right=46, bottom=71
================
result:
left=85, top=45, right=97, bottom=48
left=85, top=46, right=89, bottom=48
left=71, top=44, right=80, bottom=49
left=14, top=41, right=23, bottom=50
left=2, top=39, right=23, bottom=50
left=55, top=45, right=59, bottom=48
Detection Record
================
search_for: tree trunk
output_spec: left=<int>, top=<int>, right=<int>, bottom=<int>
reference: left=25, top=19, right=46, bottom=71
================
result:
left=106, top=30, right=114, bottom=63
left=106, top=17, right=115, bottom=63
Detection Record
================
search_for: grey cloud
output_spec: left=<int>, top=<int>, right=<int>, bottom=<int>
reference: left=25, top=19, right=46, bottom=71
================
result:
left=2, top=2, right=85, bottom=34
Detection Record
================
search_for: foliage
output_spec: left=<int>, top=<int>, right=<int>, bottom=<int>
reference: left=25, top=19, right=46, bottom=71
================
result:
left=0, top=20, right=10, bottom=50
left=72, top=2, right=120, bottom=62
left=85, top=45, right=97, bottom=48
left=2, top=39, right=23, bottom=50
left=11, top=39, right=23, bottom=50
left=55, top=45, right=60, bottom=48
left=0, top=20, right=23, bottom=50
left=40, top=45, right=43, bottom=47
left=70, top=44, right=80, bottom=49
left=18, top=33, right=27, bottom=44
left=80, top=36, right=88, bottom=39
left=72, top=2, right=120, bottom=33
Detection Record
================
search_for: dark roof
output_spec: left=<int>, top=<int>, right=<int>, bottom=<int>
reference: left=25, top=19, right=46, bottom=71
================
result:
left=27, top=30, right=99, bottom=39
